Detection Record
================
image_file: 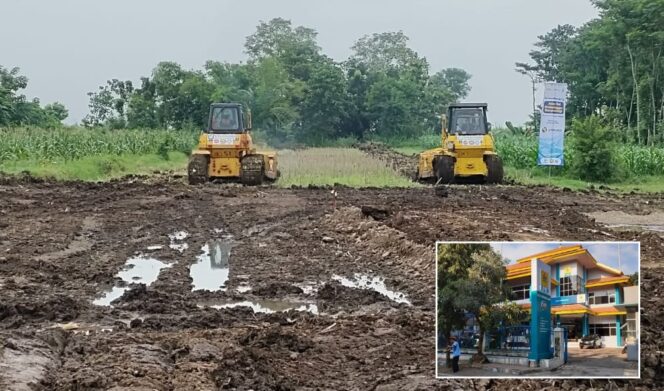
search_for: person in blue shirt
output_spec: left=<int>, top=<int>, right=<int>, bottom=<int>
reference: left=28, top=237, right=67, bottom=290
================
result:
left=447, top=336, right=461, bottom=373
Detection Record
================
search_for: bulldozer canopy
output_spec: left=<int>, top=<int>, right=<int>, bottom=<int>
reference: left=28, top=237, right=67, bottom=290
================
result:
left=449, top=107, right=487, bottom=135
left=210, top=106, right=240, bottom=132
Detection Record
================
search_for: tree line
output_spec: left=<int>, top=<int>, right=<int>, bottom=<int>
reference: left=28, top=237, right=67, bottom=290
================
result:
left=516, top=0, right=664, bottom=146
left=0, top=66, right=68, bottom=128
left=82, top=18, right=471, bottom=145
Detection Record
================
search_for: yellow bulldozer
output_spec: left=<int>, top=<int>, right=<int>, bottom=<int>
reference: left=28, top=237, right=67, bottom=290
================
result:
left=187, top=103, right=279, bottom=185
left=417, top=103, right=503, bottom=184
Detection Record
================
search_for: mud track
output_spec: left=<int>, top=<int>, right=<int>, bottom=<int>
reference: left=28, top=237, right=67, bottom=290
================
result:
left=1, top=176, right=663, bottom=390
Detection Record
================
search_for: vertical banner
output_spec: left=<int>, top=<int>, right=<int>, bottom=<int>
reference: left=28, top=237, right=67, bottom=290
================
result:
left=529, top=258, right=553, bottom=361
left=538, top=82, right=568, bottom=166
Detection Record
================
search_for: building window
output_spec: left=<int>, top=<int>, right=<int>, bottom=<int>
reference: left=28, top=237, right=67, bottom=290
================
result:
left=511, top=284, right=530, bottom=301
left=589, top=323, right=616, bottom=336
left=560, top=275, right=584, bottom=296
left=588, top=292, right=616, bottom=305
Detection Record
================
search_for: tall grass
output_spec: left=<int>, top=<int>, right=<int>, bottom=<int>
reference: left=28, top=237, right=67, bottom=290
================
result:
left=0, top=127, right=200, bottom=163
left=278, top=148, right=416, bottom=188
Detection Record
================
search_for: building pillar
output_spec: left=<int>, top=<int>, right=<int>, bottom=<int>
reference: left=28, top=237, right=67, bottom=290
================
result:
left=583, top=314, right=589, bottom=336
left=556, top=264, right=560, bottom=297
left=556, top=314, right=560, bottom=326
left=616, top=315, right=622, bottom=346
left=582, top=266, right=587, bottom=294
left=615, top=284, right=621, bottom=304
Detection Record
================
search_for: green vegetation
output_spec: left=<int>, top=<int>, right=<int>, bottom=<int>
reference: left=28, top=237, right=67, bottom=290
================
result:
left=76, top=19, right=470, bottom=146
left=506, top=168, right=664, bottom=193
left=0, top=127, right=197, bottom=181
left=2, top=2, right=663, bottom=188
left=277, top=148, right=417, bottom=188
left=0, top=152, right=188, bottom=181
left=494, top=132, right=664, bottom=179
left=0, top=66, right=69, bottom=127
left=437, top=243, right=528, bottom=360
left=0, top=127, right=199, bottom=162
left=385, top=129, right=664, bottom=192
left=569, top=116, right=620, bottom=181
left=516, top=0, right=664, bottom=145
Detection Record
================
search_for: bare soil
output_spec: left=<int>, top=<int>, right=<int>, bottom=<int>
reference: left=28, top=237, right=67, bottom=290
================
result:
left=1, top=170, right=663, bottom=390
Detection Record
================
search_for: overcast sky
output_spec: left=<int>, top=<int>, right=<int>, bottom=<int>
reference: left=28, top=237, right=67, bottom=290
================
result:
left=490, top=242, right=640, bottom=275
left=1, top=0, right=598, bottom=126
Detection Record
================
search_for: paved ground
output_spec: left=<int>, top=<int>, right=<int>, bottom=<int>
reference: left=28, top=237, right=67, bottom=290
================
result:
left=437, top=348, right=638, bottom=378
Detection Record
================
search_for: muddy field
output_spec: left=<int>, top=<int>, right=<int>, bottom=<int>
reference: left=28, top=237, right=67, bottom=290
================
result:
left=1, top=168, right=664, bottom=389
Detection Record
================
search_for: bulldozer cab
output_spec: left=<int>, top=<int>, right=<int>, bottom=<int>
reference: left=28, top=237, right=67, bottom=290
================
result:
left=208, top=103, right=251, bottom=133
left=447, top=103, right=489, bottom=136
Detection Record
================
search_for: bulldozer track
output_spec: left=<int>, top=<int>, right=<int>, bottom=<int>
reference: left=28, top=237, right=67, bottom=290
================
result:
left=240, top=154, right=264, bottom=186
left=187, top=155, right=209, bottom=185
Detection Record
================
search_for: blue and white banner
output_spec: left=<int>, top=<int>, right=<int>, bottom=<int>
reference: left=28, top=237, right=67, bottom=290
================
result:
left=537, top=82, right=568, bottom=166
left=530, top=258, right=553, bottom=360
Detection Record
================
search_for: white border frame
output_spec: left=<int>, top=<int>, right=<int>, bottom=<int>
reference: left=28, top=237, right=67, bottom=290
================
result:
left=434, top=240, right=641, bottom=380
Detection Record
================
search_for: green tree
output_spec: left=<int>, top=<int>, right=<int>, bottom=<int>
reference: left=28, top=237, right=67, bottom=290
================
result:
left=426, top=68, right=472, bottom=132
left=245, top=18, right=320, bottom=62
left=349, top=31, right=422, bottom=73
left=518, top=0, right=664, bottom=145
left=297, top=57, right=348, bottom=145
left=0, top=66, right=28, bottom=126
left=349, top=32, right=435, bottom=140
left=437, top=244, right=492, bottom=366
left=44, top=102, right=68, bottom=123
left=570, top=115, right=620, bottom=181
left=83, top=79, right=133, bottom=128
left=0, top=66, right=68, bottom=127
left=127, top=77, right=158, bottom=129
left=251, top=57, right=302, bottom=144
left=448, top=248, right=513, bottom=361
left=629, top=272, right=639, bottom=286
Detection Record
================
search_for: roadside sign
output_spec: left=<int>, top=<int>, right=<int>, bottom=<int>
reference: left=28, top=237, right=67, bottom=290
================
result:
left=538, top=82, right=568, bottom=166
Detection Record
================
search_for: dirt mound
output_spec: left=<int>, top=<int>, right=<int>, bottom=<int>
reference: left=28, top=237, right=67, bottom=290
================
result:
left=113, top=284, right=198, bottom=313
left=241, top=326, right=314, bottom=353
left=316, top=281, right=391, bottom=311
left=357, top=142, right=419, bottom=179
left=211, top=344, right=294, bottom=390
left=1, top=178, right=663, bottom=388
left=252, top=282, right=304, bottom=297
left=0, top=294, right=81, bottom=327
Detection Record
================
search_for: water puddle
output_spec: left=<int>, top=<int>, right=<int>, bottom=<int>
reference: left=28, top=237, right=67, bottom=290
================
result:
left=146, top=245, right=163, bottom=251
left=93, top=257, right=171, bottom=306
left=332, top=274, right=411, bottom=305
left=200, top=299, right=318, bottom=314
left=190, top=239, right=232, bottom=291
left=169, top=231, right=189, bottom=253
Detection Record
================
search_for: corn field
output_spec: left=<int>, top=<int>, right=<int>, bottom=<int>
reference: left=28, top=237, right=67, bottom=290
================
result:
left=495, top=134, right=664, bottom=177
left=0, top=127, right=200, bottom=162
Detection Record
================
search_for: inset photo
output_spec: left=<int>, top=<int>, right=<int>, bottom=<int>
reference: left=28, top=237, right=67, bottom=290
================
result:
left=436, top=242, right=640, bottom=379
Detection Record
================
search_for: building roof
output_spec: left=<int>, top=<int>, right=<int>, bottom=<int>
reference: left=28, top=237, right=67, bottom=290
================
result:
left=513, top=302, right=629, bottom=316
left=592, top=305, right=627, bottom=316
left=505, top=263, right=558, bottom=285
left=551, top=304, right=592, bottom=315
left=512, top=244, right=623, bottom=276
left=586, top=275, right=631, bottom=288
